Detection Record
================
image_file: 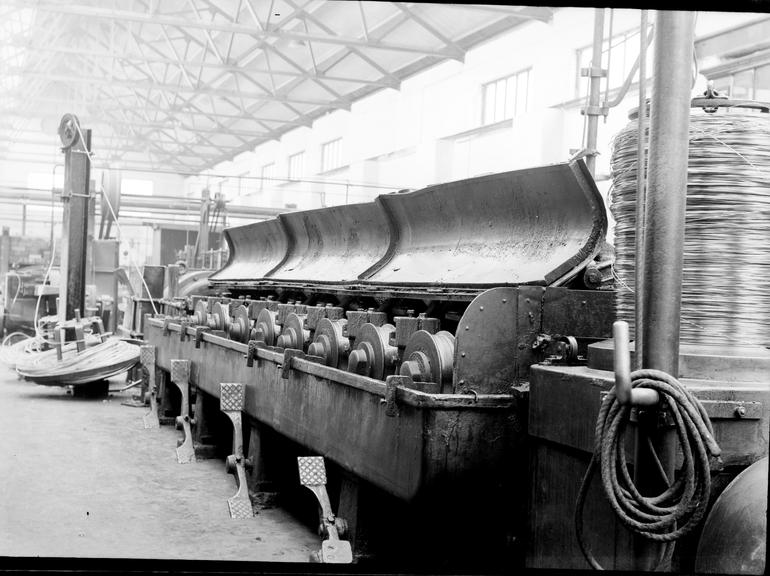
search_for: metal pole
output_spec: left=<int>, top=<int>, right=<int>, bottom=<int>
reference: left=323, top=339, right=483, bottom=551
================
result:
left=58, top=117, right=91, bottom=323
left=635, top=10, right=695, bottom=571
left=197, top=187, right=210, bottom=268
left=634, top=10, right=648, bottom=369
left=641, top=10, right=693, bottom=375
left=585, top=8, right=605, bottom=176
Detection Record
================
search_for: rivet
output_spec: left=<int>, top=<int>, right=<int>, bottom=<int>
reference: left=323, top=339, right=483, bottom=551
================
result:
left=465, top=325, right=470, bottom=330
left=502, top=299, right=507, bottom=303
left=461, top=352, right=466, bottom=357
left=479, top=306, right=484, bottom=311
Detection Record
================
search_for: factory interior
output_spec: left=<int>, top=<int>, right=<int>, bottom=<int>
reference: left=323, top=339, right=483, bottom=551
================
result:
left=1, top=2, right=769, bottom=573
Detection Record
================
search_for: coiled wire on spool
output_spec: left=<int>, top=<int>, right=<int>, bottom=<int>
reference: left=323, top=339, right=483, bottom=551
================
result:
left=15, top=337, right=139, bottom=385
left=575, top=369, right=721, bottom=570
left=610, top=110, right=770, bottom=347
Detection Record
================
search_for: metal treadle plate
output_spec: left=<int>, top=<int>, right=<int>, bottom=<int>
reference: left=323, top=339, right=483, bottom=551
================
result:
left=227, top=495, right=254, bottom=519
left=298, top=456, right=327, bottom=486
left=220, top=382, right=245, bottom=412
left=321, top=540, right=353, bottom=563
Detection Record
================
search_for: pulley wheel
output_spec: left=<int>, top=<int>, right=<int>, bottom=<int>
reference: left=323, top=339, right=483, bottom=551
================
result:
left=229, top=305, right=251, bottom=343
left=193, top=300, right=208, bottom=326
left=400, top=330, right=455, bottom=388
left=276, top=313, right=309, bottom=350
left=211, top=302, right=231, bottom=332
left=308, top=318, right=349, bottom=367
left=348, top=323, right=397, bottom=380
left=58, top=113, right=80, bottom=147
left=254, top=308, right=279, bottom=346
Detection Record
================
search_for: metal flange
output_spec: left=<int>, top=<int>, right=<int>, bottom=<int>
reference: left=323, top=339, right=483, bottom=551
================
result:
left=347, top=323, right=398, bottom=380
left=399, top=330, right=455, bottom=390
left=210, top=301, right=231, bottom=332
left=276, top=313, right=309, bottom=350
left=307, top=318, right=349, bottom=368
left=193, top=300, right=208, bottom=326
left=229, top=305, right=251, bottom=343
left=254, top=308, right=279, bottom=346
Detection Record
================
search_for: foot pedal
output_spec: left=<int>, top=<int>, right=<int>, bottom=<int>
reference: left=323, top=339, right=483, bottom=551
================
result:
left=221, top=382, right=254, bottom=519
left=170, top=359, right=195, bottom=464
left=140, top=345, right=159, bottom=429
left=298, top=456, right=353, bottom=564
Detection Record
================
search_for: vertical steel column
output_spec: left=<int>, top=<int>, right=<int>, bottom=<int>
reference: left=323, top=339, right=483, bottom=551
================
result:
left=641, top=11, right=693, bottom=375
left=58, top=116, right=91, bottom=322
left=0, top=227, right=10, bottom=288
left=634, top=9, right=649, bottom=369
left=585, top=8, right=605, bottom=176
left=197, top=187, right=211, bottom=268
left=635, top=10, right=695, bottom=571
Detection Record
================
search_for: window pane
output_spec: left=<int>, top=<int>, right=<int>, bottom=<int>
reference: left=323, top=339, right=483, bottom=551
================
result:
left=288, top=152, right=305, bottom=180
left=260, top=163, right=275, bottom=190
left=494, top=78, right=505, bottom=122
left=484, top=82, right=496, bottom=124
left=732, top=69, right=754, bottom=99
left=505, top=75, right=517, bottom=119
left=516, top=70, right=529, bottom=115
left=754, top=65, right=770, bottom=102
left=321, top=138, right=343, bottom=172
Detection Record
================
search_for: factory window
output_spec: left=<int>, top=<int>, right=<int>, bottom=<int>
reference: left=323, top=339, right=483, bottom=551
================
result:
left=288, top=151, right=305, bottom=180
left=709, top=63, right=770, bottom=101
left=321, top=138, right=344, bottom=172
left=482, top=68, right=530, bottom=125
left=575, top=26, right=653, bottom=99
left=260, top=162, right=275, bottom=191
left=120, top=178, right=153, bottom=196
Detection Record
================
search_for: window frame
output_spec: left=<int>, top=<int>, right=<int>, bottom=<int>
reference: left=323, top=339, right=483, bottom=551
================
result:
left=320, top=137, right=344, bottom=173
left=481, top=67, right=531, bottom=126
left=287, top=151, right=306, bottom=181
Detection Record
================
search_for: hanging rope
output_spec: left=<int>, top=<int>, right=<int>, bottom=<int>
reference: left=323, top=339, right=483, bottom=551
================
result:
left=575, top=369, right=721, bottom=570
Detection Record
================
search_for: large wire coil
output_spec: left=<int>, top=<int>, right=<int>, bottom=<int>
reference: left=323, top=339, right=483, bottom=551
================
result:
left=610, top=111, right=770, bottom=348
left=15, top=337, right=139, bottom=386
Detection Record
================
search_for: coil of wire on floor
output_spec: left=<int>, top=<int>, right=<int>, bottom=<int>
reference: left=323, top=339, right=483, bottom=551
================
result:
left=610, top=111, right=770, bottom=348
left=15, top=337, right=139, bottom=386
left=574, top=369, right=721, bottom=571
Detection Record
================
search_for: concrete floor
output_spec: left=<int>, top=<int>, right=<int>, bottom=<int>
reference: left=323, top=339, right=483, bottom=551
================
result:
left=0, top=366, right=318, bottom=561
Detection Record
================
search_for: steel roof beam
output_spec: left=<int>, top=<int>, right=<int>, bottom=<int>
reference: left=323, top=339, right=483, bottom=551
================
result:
left=15, top=71, right=347, bottom=109
left=23, top=2, right=463, bottom=60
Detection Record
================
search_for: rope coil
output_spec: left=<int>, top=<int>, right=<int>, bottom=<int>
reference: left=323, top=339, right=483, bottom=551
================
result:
left=575, top=369, right=721, bottom=570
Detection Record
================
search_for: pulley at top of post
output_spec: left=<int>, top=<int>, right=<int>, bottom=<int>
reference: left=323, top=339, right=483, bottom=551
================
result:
left=58, top=113, right=81, bottom=149
left=628, top=83, right=770, bottom=120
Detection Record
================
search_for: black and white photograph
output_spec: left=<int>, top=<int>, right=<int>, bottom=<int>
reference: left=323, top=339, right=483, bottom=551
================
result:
left=0, top=2, right=767, bottom=574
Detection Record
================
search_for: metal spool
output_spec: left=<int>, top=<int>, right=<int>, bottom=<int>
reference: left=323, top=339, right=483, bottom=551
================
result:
left=210, top=302, right=231, bottom=332
left=228, top=305, right=251, bottom=343
left=276, top=313, right=309, bottom=350
left=399, top=330, right=455, bottom=390
left=347, top=323, right=398, bottom=380
left=193, top=300, right=208, bottom=326
left=254, top=308, right=279, bottom=346
left=611, top=109, right=770, bottom=348
left=308, top=318, right=349, bottom=367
